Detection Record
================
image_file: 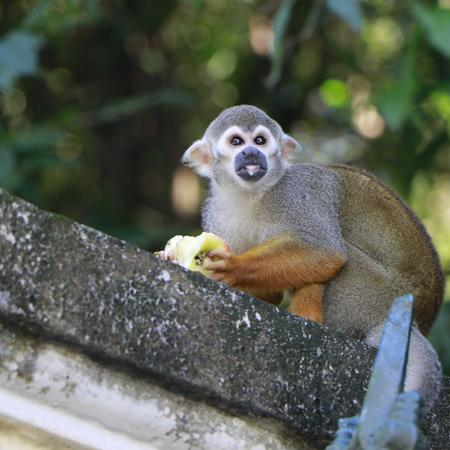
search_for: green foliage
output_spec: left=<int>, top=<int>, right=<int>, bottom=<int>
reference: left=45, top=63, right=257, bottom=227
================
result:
left=413, top=2, right=450, bottom=57
left=429, top=302, right=450, bottom=375
left=3, top=126, right=64, bottom=152
left=0, top=31, right=43, bottom=91
left=376, top=34, right=418, bottom=130
left=428, top=90, right=450, bottom=122
left=0, top=125, right=64, bottom=193
left=326, top=0, right=363, bottom=31
left=0, top=147, right=15, bottom=181
left=24, top=0, right=101, bottom=34
left=266, top=0, right=295, bottom=87
left=79, top=89, right=193, bottom=125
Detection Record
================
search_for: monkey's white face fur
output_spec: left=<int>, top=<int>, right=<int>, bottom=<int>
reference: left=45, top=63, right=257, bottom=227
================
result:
left=182, top=105, right=301, bottom=193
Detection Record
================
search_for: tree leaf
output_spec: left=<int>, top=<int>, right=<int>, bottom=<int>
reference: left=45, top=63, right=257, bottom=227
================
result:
left=0, top=31, right=44, bottom=91
left=78, top=89, right=192, bottom=125
left=23, top=0, right=53, bottom=28
left=266, top=0, right=295, bottom=88
left=8, top=126, right=65, bottom=153
left=326, top=0, right=363, bottom=31
left=24, top=0, right=101, bottom=34
left=0, top=147, right=16, bottom=181
left=413, top=2, right=450, bottom=57
left=377, top=82, right=414, bottom=130
left=377, top=38, right=418, bottom=130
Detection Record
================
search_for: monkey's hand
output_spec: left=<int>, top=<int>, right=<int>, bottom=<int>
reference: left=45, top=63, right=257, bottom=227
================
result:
left=154, top=250, right=177, bottom=262
left=156, top=232, right=230, bottom=275
left=203, top=249, right=241, bottom=285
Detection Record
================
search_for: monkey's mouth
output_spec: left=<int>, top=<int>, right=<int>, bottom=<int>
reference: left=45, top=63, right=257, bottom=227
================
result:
left=236, top=164, right=267, bottom=181
left=234, top=148, right=268, bottom=182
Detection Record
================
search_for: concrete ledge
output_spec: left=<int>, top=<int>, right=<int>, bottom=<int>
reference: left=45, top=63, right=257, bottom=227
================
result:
left=0, top=322, right=307, bottom=450
left=0, top=188, right=448, bottom=449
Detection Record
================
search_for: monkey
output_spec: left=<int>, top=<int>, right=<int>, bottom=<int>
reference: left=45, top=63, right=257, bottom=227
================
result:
left=180, top=104, right=444, bottom=411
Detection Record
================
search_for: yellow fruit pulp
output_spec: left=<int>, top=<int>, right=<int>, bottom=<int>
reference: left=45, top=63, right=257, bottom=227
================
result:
left=163, top=232, right=228, bottom=275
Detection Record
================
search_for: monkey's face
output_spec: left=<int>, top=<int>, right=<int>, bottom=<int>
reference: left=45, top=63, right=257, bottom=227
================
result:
left=215, top=125, right=276, bottom=185
left=182, top=107, right=301, bottom=191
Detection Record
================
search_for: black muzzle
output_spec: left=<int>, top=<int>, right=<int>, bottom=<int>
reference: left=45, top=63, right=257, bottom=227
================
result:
left=234, top=147, right=267, bottom=182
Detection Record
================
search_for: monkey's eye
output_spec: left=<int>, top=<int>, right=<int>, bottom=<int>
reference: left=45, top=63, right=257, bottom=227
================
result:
left=254, top=135, right=266, bottom=145
left=230, top=136, right=244, bottom=146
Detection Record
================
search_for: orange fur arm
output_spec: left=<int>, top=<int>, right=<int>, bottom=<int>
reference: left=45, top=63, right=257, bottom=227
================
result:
left=203, top=236, right=346, bottom=291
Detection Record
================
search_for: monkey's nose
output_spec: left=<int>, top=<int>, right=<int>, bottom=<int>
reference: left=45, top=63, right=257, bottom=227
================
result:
left=241, top=146, right=259, bottom=159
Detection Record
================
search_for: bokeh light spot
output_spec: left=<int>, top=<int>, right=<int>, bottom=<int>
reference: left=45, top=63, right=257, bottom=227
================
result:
left=139, top=48, right=166, bottom=75
left=353, top=105, right=385, bottom=139
left=249, top=16, right=273, bottom=55
left=1, top=89, right=27, bottom=117
left=428, top=91, right=450, bottom=122
left=56, top=134, right=83, bottom=162
left=319, top=79, right=349, bottom=108
left=207, top=49, right=237, bottom=81
left=171, top=167, right=201, bottom=217
left=211, top=82, right=238, bottom=108
left=363, top=17, right=404, bottom=62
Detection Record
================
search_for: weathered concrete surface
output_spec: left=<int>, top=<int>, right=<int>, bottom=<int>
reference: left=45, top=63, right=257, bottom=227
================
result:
left=0, top=188, right=448, bottom=449
left=0, top=322, right=305, bottom=450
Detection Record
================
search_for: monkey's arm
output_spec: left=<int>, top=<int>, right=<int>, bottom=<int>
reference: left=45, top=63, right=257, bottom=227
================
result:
left=203, top=236, right=346, bottom=292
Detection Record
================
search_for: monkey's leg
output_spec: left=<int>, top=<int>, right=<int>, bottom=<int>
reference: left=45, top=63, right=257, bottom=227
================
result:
left=288, top=284, right=324, bottom=324
left=243, top=289, right=283, bottom=305
left=366, top=324, right=442, bottom=413
left=204, top=236, right=346, bottom=292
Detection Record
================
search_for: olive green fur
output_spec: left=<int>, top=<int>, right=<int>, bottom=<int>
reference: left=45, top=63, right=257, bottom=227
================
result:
left=327, top=164, right=444, bottom=337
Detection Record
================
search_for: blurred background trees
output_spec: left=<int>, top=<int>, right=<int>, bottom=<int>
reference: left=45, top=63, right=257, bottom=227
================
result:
left=0, top=0, right=449, bottom=372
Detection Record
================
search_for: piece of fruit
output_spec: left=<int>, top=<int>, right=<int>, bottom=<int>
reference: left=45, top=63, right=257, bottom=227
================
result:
left=157, top=232, right=229, bottom=276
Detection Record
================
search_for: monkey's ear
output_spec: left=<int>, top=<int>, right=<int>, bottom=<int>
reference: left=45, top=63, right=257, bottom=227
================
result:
left=182, top=139, right=213, bottom=178
left=280, top=133, right=302, bottom=165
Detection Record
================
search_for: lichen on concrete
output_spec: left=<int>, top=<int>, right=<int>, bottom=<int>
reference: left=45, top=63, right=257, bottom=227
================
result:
left=0, top=187, right=448, bottom=449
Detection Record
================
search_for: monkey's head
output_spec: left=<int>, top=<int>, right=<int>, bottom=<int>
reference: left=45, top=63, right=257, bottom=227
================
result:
left=182, top=105, right=301, bottom=191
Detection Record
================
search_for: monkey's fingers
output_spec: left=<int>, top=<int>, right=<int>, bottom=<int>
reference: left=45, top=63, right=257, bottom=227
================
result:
left=208, top=272, right=227, bottom=282
left=203, top=258, right=230, bottom=272
left=154, top=251, right=179, bottom=263
left=207, top=249, right=232, bottom=260
left=154, top=250, right=168, bottom=260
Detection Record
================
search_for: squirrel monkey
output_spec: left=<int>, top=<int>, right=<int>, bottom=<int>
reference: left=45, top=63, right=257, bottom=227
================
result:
left=181, top=105, right=444, bottom=410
